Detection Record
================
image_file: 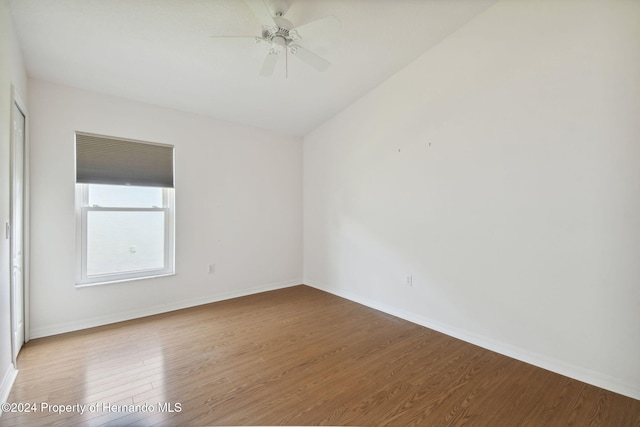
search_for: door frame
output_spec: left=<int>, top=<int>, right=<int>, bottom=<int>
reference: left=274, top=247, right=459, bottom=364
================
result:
left=9, top=85, right=29, bottom=366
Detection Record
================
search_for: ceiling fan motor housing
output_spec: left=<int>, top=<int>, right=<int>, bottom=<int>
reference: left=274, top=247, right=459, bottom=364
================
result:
left=262, top=15, right=300, bottom=51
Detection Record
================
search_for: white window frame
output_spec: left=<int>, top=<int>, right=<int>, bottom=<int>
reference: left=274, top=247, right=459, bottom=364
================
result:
left=75, top=184, right=175, bottom=287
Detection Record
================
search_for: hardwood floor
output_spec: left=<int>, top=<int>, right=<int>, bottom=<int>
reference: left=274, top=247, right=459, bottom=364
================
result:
left=2, top=285, right=639, bottom=426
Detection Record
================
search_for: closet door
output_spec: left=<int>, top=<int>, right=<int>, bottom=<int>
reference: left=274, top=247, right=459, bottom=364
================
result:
left=10, top=99, right=26, bottom=364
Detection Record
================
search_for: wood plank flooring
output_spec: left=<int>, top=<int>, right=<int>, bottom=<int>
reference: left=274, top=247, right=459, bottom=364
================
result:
left=2, top=285, right=639, bottom=426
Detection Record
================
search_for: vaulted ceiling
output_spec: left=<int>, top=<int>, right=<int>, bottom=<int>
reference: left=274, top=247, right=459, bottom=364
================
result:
left=9, top=0, right=497, bottom=136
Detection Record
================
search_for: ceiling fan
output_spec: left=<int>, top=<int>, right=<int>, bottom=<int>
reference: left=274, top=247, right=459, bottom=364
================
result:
left=213, top=0, right=340, bottom=77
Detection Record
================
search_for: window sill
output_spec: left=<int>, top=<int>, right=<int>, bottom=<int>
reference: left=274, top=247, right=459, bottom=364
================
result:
left=75, top=272, right=175, bottom=288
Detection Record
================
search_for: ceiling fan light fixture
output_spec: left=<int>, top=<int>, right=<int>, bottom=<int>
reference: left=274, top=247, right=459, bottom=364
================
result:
left=271, top=35, right=286, bottom=52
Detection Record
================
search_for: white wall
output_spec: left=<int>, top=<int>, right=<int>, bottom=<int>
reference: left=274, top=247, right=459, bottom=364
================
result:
left=303, top=0, right=640, bottom=399
left=0, top=0, right=28, bottom=402
left=28, top=79, right=302, bottom=338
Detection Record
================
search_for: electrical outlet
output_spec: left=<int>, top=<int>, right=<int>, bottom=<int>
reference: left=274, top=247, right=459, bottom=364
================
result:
left=405, top=275, right=413, bottom=287
left=208, top=264, right=215, bottom=274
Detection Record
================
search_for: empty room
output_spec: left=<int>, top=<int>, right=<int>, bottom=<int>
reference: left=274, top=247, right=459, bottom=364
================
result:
left=1, top=0, right=639, bottom=425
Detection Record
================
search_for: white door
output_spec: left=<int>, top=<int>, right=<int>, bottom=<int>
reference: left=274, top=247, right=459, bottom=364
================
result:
left=11, top=100, right=26, bottom=364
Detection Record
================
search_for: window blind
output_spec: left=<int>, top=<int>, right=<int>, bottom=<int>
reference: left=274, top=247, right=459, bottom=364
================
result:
left=76, top=132, right=174, bottom=188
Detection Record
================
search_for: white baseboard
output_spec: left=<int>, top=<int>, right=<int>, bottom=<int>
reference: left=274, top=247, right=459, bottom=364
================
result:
left=308, top=283, right=640, bottom=401
left=0, top=364, right=18, bottom=406
left=30, top=279, right=301, bottom=339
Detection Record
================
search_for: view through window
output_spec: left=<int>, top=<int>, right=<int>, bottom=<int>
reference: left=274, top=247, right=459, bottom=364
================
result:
left=78, top=184, right=174, bottom=285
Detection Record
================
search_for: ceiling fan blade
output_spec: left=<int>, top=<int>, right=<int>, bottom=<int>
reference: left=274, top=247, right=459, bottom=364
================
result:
left=210, top=35, right=261, bottom=41
left=290, top=15, right=341, bottom=40
left=244, top=0, right=276, bottom=26
left=289, top=44, right=330, bottom=72
left=259, top=51, right=279, bottom=77
left=210, top=35, right=268, bottom=47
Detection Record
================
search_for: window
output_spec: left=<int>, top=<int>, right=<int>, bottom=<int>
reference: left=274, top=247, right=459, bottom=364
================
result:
left=75, top=132, right=174, bottom=286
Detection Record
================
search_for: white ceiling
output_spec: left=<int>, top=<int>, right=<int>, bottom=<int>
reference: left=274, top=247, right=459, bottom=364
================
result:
left=9, top=0, right=497, bottom=136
